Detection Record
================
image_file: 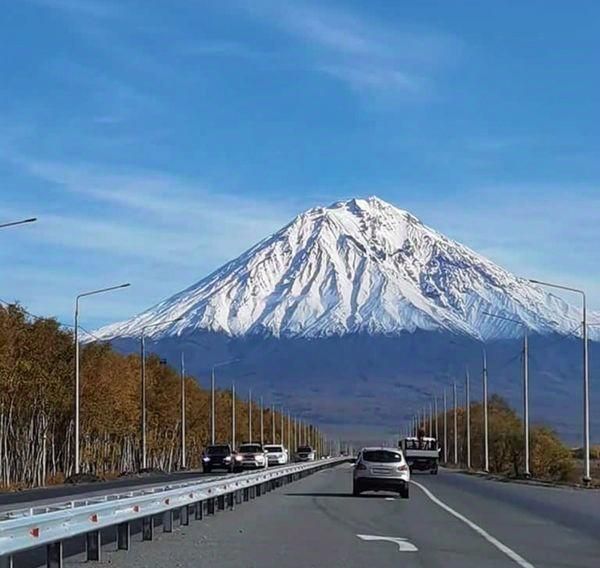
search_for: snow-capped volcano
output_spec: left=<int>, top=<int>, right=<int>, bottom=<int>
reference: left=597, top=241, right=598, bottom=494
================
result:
left=96, top=196, right=591, bottom=341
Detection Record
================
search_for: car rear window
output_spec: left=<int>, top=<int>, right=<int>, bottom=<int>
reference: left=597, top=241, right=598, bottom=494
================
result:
left=362, top=450, right=402, bottom=463
left=297, top=446, right=313, bottom=453
left=206, top=445, right=230, bottom=454
left=239, top=445, right=262, bottom=453
left=265, top=446, right=283, bottom=452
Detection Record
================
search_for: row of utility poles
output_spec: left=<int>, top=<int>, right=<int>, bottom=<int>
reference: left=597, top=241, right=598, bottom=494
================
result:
left=403, top=284, right=592, bottom=484
left=406, top=353, right=529, bottom=476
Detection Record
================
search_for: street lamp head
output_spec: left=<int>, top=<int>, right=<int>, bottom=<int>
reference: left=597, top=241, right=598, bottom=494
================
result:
left=0, top=217, right=38, bottom=229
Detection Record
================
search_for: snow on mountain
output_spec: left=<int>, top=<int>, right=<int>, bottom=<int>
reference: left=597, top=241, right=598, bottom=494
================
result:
left=95, top=196, right=593, bottom=341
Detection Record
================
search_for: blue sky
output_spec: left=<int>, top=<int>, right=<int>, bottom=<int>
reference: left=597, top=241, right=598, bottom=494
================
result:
left=1, top=0, right=599, bottom=330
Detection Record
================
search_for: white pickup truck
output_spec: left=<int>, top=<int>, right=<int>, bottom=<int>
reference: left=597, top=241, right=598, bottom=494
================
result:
left=399, top=436, right=440, bottom=475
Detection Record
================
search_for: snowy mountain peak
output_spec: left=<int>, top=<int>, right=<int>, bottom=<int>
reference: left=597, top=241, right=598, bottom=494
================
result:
left=95, top=197, right=593, bottom=341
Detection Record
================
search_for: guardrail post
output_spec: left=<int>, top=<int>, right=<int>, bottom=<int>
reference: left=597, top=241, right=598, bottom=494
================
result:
left=86, top=530, right=101, bottom=562
left=217, top=495, right=226, bottom=511
left=163, top=510, right=173, bottom=533
left=194, top=501, right=203, bottom=520
left=236, top=489, right=243, bottom=504
left=180, top=505, right=189, bottom=526
left=243, top=487, right=249, bottom=501
left=0, top=555, right=13, bottom=568
left=47, top=541, right=63, bottom=568
left=207, top=498, right=215, bottom=515
left=142, top=516, right=153, bottom=541
left=117, top=521, right=130, bottom=550
left=227, top=492, right=235, bottom=510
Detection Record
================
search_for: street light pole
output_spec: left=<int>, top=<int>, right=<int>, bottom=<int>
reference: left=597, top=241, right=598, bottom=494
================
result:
left=482, top=347, right=489, bottom=473
left=271, top=405, right=275, bottom=443
left=453, top=381, right=458, bottom=465
left=483, top=312, right=530, bottom=477
left=529, top=279, right=590, bottom=484
left=248, top=388, right=252, bottom=443
left=74, top=283, right=130, bottom=475
left=232, top=381, right=236, bottom=450
left=211, top=367, right=215, bottom=445
left=443, top=389, right=448, bottom=463
left=260, top=397, right=264, bottom=446
left=141, top=331, right=146, bottom=470
left=0, top=217, right=37, bottom=229
left=466, top=368, right=471, bottom=469
left=524, top=329, right=530, bottom=477
left=434, top=395, right=439, bottom=441
left=180, top=352, right=186, bottom=469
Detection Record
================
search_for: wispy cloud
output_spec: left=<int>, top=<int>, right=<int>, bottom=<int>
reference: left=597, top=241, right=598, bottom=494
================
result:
left=1, top=154, right=305, bottom=325
left=245, top=0, right=461, bottom=100
left=391, top=184, right=600, bottom=306
left=10, top=154, right=313, bottom=269
left=15, top=158, right=298, bottom=248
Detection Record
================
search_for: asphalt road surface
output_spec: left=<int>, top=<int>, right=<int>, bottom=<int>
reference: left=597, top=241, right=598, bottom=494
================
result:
left=43, top=463, right=599, bottom=568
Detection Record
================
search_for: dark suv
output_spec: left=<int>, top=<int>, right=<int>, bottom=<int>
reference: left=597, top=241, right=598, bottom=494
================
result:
left=201, top=444, right=236, bottom=473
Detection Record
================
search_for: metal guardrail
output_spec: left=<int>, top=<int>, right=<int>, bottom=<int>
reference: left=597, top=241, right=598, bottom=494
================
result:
left=0, top=457, right=347, bottom=567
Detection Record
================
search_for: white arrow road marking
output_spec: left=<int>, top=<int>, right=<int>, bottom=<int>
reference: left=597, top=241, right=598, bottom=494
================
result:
left=411, top=480, right=535, bottom=568
left=356, top=534, right=418, bottom=552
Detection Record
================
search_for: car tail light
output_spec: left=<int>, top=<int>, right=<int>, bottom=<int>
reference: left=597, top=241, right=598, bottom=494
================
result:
left=355, top=462, right=367, bottom=470
left=397, top=464, right=408, bottom=472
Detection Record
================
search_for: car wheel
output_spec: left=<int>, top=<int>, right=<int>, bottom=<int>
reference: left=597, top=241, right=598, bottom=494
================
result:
left=203, top=466, right=211, bottom=474
left=400, top=486, right=409, bottom=499
left=430, top=469, right=438, bottom=475
left=352, top=483, right=361, bottom=496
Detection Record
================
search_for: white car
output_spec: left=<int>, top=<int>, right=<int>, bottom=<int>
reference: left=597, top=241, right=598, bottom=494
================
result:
left=237, top=443, right=268, bottom=469
left=353, top=447, right=410, bottom=498
left=264, top=444, right=288, bottom=466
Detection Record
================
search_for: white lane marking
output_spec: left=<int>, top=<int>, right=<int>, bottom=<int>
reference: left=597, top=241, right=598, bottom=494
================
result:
left=411, top=480, right=535, bottom=568
left=357, top=534, right=418, bottom=552
left=385, top=497, right=395, bottom=501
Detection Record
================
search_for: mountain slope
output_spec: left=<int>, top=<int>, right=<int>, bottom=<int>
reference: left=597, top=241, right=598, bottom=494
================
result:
left=96, top=197, right=591, bottom=341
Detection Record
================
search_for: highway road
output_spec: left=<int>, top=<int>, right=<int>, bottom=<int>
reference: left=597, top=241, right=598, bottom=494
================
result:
left=52, top=463, right=597, bottom=568
left=7, top=463, right=599, bottom=567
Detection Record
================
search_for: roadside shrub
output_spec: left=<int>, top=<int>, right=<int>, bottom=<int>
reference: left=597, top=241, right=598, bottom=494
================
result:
left=530, top=426, right=574, bottom=481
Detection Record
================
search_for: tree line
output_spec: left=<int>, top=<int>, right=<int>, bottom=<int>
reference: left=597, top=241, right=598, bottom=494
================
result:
left=423, top=394, right=574, bottom=481
left=0, top=304, right=323, bottom=489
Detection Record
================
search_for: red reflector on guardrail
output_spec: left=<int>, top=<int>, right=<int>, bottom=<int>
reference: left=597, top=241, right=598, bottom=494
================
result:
left=30, top=528, right=39, bottom=538
left=133, top=505, right=140, bottom=512
left=90, top=514, right=98, bottom=523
